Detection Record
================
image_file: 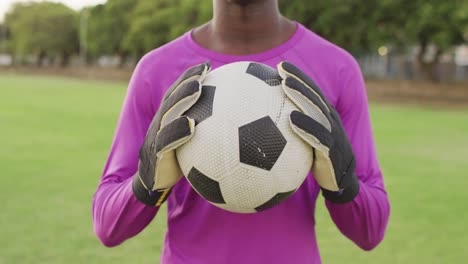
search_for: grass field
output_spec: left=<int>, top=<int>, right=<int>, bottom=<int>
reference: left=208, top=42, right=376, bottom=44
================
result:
left=1, top=73, right=467, bottom=263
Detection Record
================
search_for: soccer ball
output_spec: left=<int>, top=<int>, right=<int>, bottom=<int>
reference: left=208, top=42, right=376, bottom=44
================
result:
left=176, top=62, right=313, bottom=213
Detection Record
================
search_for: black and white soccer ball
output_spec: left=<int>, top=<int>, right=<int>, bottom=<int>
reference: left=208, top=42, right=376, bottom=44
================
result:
left=176, top=61, right=313, bottom=213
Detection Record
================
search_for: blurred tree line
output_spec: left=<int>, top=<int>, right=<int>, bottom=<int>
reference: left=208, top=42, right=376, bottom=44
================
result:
left=2, top=2, right=78, bottom=66
left=0, top=0, right=466, bottom=78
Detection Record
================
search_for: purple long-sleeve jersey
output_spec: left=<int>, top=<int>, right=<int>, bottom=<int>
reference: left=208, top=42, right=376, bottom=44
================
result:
left=92, top=23, right=390, bottom=263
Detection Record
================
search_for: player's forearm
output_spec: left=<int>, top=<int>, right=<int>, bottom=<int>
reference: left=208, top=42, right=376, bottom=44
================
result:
left=325, top=179, right=390, bottom=251
left=92, top=177, right=158, bottom=247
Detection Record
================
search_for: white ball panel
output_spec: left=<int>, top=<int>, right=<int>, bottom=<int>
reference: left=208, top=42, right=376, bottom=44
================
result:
left=219, top=166, right=276, bottom=212
left=269, top=98, right=313, bottom=193
left=204, top=66, right=270, bottom=128
left=176, top=115, right=238, bottom=181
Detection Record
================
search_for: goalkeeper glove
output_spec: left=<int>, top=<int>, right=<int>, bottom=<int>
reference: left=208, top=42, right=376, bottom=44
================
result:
left=278, top=61, right=359, bottom=204
left=132, top=62, right=211, bottom=206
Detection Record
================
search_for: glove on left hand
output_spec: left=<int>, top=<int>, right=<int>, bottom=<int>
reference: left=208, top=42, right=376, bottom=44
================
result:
left=278, top=62, right=359, bottom=204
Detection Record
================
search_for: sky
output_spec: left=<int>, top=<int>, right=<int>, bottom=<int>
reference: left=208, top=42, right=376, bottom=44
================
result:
left=0, top=0, right=107, bottom=22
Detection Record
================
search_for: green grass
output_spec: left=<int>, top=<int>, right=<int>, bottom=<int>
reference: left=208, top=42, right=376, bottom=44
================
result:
left=0, top=73, right=467, bottom=263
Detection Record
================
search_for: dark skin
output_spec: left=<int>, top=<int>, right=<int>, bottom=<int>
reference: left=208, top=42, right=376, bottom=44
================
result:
left=193, top=0, right=296, bottom=55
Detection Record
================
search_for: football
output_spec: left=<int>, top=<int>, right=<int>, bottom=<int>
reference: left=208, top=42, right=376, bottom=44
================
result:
left=176, top=61, right=313, bottom=213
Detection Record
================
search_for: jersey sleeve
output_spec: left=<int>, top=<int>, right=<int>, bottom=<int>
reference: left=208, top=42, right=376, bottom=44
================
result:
left=92, top=57, right=160, bottom=247
left=325, top=56, right=390, bottom=250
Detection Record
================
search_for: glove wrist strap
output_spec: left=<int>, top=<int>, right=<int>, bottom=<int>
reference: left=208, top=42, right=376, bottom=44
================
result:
left=132, top=175, right=172, bottom=207
left=321, top=174, right=359, bottom=204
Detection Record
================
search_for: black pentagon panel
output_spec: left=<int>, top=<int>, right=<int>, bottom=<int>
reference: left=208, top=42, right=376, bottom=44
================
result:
left=255, top=190, right=295, bottom=212
left=184, top=85, right=216, bottom=125
left=239, top=116, right=287, bottom=171
left=187, top=167, right=225, bottom=204
left=246, top=63, right=282, bottom=86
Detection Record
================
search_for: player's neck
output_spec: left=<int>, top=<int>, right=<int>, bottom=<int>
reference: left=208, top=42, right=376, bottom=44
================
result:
left=212, top=0, right=284, bottom=42
left=193, top=1, right=296, bottom=55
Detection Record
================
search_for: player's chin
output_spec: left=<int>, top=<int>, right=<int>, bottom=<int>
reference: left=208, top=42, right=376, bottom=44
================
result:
left=227, top=0, right=269, bottom=6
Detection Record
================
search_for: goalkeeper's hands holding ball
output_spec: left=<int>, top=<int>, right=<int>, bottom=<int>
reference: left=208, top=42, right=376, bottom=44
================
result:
left=132, top=62, right=211, bottom=206
left=278, top=62, right=359, bottom=204
left=132, top=60, right=359, bottom=206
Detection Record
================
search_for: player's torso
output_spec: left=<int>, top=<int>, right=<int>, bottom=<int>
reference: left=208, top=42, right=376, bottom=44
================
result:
left=156, top=56, right=337, bottom=262
left=147, top=32, right=343, bottom=263
left=162, top=174, right=321, bottom=264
